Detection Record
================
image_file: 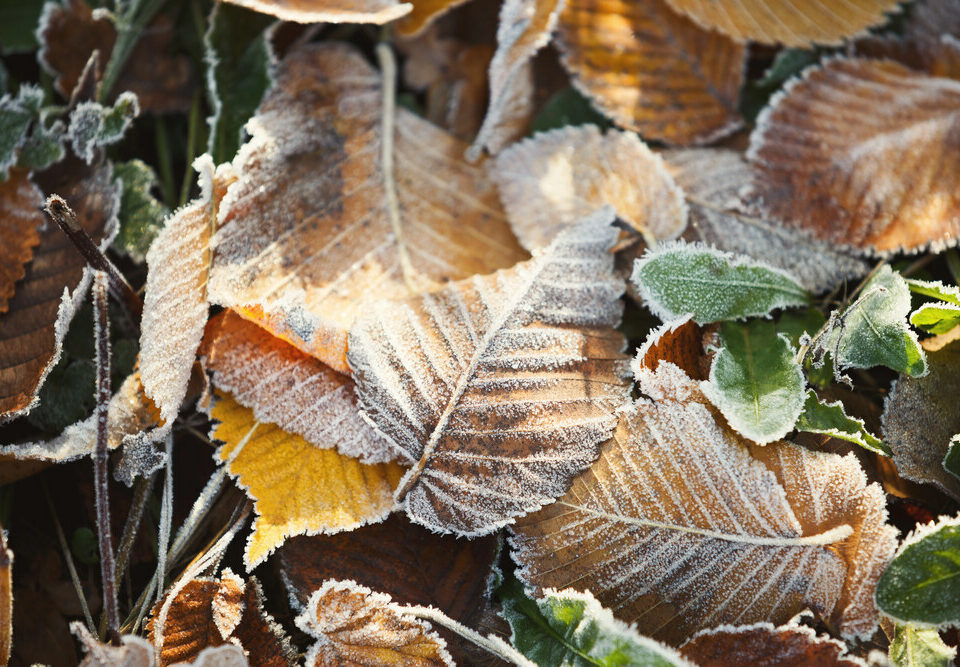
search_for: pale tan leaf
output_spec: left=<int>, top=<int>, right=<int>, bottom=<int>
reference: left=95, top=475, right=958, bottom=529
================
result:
left=396, top=0, right=473, bottom=37
left=201, top=310, right=391, bottom=463
left=679, top=622, right=866, bottom=666
left=73, top=623, right=154, bottom=667
left=172, top=644, right=248, bottom=667
left=556, top=0, right=745, bottom=145
left=296, top=579, right=454, bottom=666
left=221, top=0, right=411, bottom=23
left=493, top=125, right=687, bottom=252
left=664, top=148, right=869, bottom=293
left=907, top=0, right=960, bottom=45
left=746, top=57, right=960, bottom=254
left=208, top=42, right=526, bottom=373
left=511, top=362, right=897, bottom=644
left=0, top=170, right=43, bottom=315
left=664, top=0, right=900, bottom=46
left=882, top=339, right=960, bottom=501
left=348, top=210, right=630, bottom=536
left=140, top=156, right=236, bottom=425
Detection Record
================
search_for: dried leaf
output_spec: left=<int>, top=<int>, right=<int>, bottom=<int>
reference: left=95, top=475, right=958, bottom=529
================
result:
left=492, top=125, right=687, bottom=252
left=796, top=390, right=889, bottom=456
left=220, top=0, right=412, bottom=23
left=0, top=169, right=43, bottom=313
left=556, top=0, right=745, bottom=145
left=882, top=339, right=960, bottom=500
left=746, top=57, right=960, bottom=254
left=348, top=211, right=630, bottom=535
left=890, top=623, right=956, bottom=667
left=295, top=580, right=454, bottom=666
left=74, top=623, right=154, bottom=667
left=511, top=362, right=898, bottom=644
left=663, top=0, right=900, bottom=46
left=175, top=644, right=249, bottom=667
left=209, top=392, right=406, bottom=568
left=664, top=149, right=869, bottom=293
left=632, top=317, right=710, bottom=382
left=396, top=0, right=472, bottom=37
left=679, top=622, right=866, bottom=666
left=209, top=42, right=526, bottom=373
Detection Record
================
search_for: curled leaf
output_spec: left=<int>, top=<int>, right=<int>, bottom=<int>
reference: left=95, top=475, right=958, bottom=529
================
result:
left=890, top=622, right=955, bottom=667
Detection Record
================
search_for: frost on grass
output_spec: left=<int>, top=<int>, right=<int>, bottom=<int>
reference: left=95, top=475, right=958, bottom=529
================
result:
left=492, top=125, right=687, bottom=251
left=511, top=362, right=898, bottom=644
left=678, top=621, right=866, bottom=666
left=348, top=210, right=631, bottom=536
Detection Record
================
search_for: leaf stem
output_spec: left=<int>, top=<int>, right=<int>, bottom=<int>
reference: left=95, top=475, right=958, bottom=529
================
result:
left=401, top=605, right=536, bottom=667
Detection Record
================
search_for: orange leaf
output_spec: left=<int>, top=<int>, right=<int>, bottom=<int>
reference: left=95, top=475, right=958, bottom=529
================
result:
left=396, top=0, right=473, bottom=37
left=0, top=170, right=43, bottom=315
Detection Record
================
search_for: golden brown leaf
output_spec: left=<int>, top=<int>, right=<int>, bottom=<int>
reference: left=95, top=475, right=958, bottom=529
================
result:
left=664, top=0, right=900, bottom=46
left=221, top=0, right=411, bottom=23
left=209, top=393, right=406, bottom=568
left=556, top=0, right=745, bottom=145
left=296, top=580, right=453, bottom=666
left=511, top=362, right=897, bottom=644
left=746, top=58, right=960, bottom=254
left=0, top=170, right=43, bottom=315
left=348, top=211, right=630, bottom=535
left=632, top=317, right=708, bottom=382
left=493, top=125, right=687, bottom=251
left=679, top=622, right=865, bottom=666
left=396, top=0, right=473, bottom=37
left=208, top=42, right=526, bottom=373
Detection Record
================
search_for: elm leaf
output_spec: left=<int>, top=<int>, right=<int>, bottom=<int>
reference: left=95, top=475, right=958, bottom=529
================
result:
left=890, top=623, right=955, bottom=667
left=796, top=390, right=890, bottom=456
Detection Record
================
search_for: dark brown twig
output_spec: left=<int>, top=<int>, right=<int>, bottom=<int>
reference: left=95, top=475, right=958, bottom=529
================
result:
left=43, top=195, right=143, bottom=322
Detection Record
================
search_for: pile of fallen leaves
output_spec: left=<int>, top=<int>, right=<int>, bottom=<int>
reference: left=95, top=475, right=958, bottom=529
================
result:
left=1, top=0, right=959, bottom=664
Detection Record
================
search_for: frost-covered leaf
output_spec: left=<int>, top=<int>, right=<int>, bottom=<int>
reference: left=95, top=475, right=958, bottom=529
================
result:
left=907, top=278, right=960, bottom=306
left=663, top=0, right=900, bottom=46
left=876, top=514, right=960, bottom=628
left=679, top=622, right=866, bottom=666
left=395, top=0, right=471, bottom=37
left=67, top=93, right=139, bottom=165
left=349, top=211, right=629, bottom=536
left=702, top=320, right=805, bottom=445
left=208, top=42, right=526, bottom=373
left=0, top=169, right=43, bottom=313
left=911, top=302, right=960, bottom=334
left=631, top=241, right=810, bottom=324
left=200, top=310, right=389, bottom=463
left=500, top=580, right=690, bottom=666
left=890, top=623, right=955, bottom=667
left=796, top=390, right=889, bottom=456
left=511, top=363, right=898, bottom=643
left=220, top=0, right=412, bottom=23
left=555, top=0, right=744, bottom=145
left=296, top=580, right=453, bottom=666
left=882, top=339, right=960, bottom=500
left=944, top=435, right=960, bottom=481
left=633, top=317, right=709, bottom=383
left=664, top=149, right=869, bottom=293
left=492, top=125, right=687, bottom=252
left=746, top=58, right=960, bottom=254
left=112, top=159, right=167, bottom=262
left=0, top=85, right=48, bottom=177
left=208, top=393, right=406, bottom=568
left=73, top=624, right=153, bottom=667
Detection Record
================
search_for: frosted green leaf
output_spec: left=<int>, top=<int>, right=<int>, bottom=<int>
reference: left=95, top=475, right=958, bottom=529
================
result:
left=67, top=93, right=140, bottom=165
left=911, top=302, right=960, bottom=334
left=112, top=160, right=168, bottom=262
left=16, top=118, right=65, bottom=171
left=701, top=320, right=805, bottom=444
left=631, top=241, right=810, bottom=324
left=890, top=623, right=955, bottom=667
left=500, top=580, right=690, bottom=667
left=906, top=279, right=960, bottom=306
left=0, top=85, right=43, bottom=177
left=876, top=515, right=960, bottom=628
left=944, top=435, right=960, bottom=482
left=796, top=390, right=890, bottom=456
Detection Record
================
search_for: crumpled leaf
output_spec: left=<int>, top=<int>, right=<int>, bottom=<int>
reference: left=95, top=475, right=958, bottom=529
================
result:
left=890, top=623, right=955, bottom=667
left=220, top=0, right=412, bottom=23
left=208, top=42, right=526, bottom=373
left=746, top=57, right=960, bottom=255
left=112, top=159, right=168, bottom=262
left=631, top=241, right=810, bottom=324
left=678, top=622, right=866, bottom=666
left=200, top=310, right=388, bottom=462
left=67, top=93, right=139, bottom=165
left=876, top=514, right=960, bottom=628
left=556, top=0, right=745, bottom=145
left=882, top=339, right=960, bottom=500
left=501, top=580, right=691, bottom=666
left=295, top=579, right=454, bottom=666
left=209, top=393, right=406, bottom=568
left=663, top=0, right=901, bottom=46
left=348, top=211, right=630, bottom=536
left=701, top=320, right=805, bottom=445
left=0, top=169, right=43, bottom=313
left=492, top=125, right=687, bottom=252
left=796, top=390, right=889, bottom=456
left=664, top=149, right=869, bottom=293
left=511, top=362, right=898, bottom=644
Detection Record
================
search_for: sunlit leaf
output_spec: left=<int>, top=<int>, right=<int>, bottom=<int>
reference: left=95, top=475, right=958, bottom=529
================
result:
left=890, top=623, right=955, bottom=667
left=906, top=278, right=960, bottom=305
left=796, top=390, right=889, bottom=456
left=911, top=302, right=960, bottom=334
left=220, top=0, right=412, bottom=23
left=632, top=317, right=709, bottom=383
left=396, top=0, right=472, bottom=37
left=679, top=622, right=865, bottom=666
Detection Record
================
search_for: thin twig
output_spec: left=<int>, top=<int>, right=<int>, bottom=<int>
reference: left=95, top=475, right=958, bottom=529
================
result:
left=402, top=605, right=535, bottom=667
left=42, top=481, right=96, bottom=633
left=156, top=433, right=174, bottom=603
left=114, top=473, right=156, bottom=584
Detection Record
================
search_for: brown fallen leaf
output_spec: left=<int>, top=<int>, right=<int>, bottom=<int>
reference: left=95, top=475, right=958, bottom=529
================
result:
left=492, top=125, right=687, bottom=251
left=296, top=580, right=453, bottom=666
left=0, top=170, right=44, bottom=315
left=396, top=0, right=473, bottom=37
left=882, top=339, right=960, bottom=501
left=74, top=624, right=154, bottom=667
left=746, top=57, right=960, bottom=255
left=221, top=0, right=412, bottom=23
left=511, top=362, right=898, bottom=644
left=348, top=211, right=630, bottom=535
left=679, top=621, right=866, bottom=666
left=556, top=0, right=745, bottom=145
left=208, top=42, right=526, bottom=373
left=201, top=310, right=390, bottom=462
left=632, top=317, right=708, bottom=382
left=664, top=0, right=901, bottom=46
left=0, top=160, right=119, bottom=420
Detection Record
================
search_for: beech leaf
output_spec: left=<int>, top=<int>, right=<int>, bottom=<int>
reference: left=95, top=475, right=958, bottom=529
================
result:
left=890, top=623, right=955, bottom=667
left=679, top=622, right=866, bottom=666
left=796, top=390, right=890, bottom=456
left=701, top=320, right=805, bottom=445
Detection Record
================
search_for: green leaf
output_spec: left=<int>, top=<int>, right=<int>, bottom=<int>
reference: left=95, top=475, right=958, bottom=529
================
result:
left=890, top=623, right=955, bottom=667
left=204, top=2, right=274, bottom=164
left=0, top=85, right=43, bottom=177
left=943, top=435, right=960, bottom=481
left=631, top=242, right=810, bottom=324
left=499, top=579, right=689, bottom=667
left=876, top=515, right=960, bottom=628
left=531, top=87, right=611, bottom=135
left=112, top=159, right=168, bottom=261
left=795, top=390, right=890, bottom=455
left=16, top=118, right=65, bottom=171
left=776, top=308, right=826, bottom=349
left=0, top=0, right=44, bottom=54
left=701, top=320, right=805, bottom=444
left=26, top=359, right=97, bottom=433
left=911, top=302, right=960, bottom=335
left=906, top=278, right=960, bottom=306
left=67, top=93, right=140, bottom=164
